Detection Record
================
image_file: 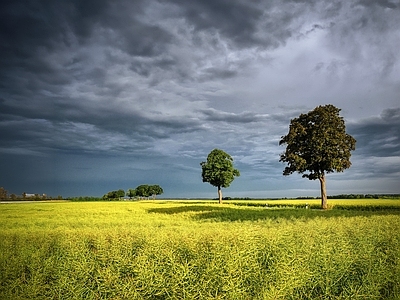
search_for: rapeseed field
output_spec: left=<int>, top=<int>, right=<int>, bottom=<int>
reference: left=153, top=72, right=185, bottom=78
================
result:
left=1, top=200, right=399, bottom=299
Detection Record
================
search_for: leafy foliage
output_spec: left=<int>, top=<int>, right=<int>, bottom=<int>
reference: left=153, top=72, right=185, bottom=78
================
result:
left=135, top=185, right=150, bottom=198
left=102, top=185, right=163, bottom=200
left=103, top=189, right=125, bottom=200
left=134, top=184, right=164, bottom=199
left=0, top=187, right=8, bottom=200
left=279, top=105, right=356, bottom=208
left=279, top=104, right=356, bottom=179
left=200, top=149, right=240, bottom=203
left=126, top=188, right=136, bottom=199
left=149, top=185, right=163, bottom=198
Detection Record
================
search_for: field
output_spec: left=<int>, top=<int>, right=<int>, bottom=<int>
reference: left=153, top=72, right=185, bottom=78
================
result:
left=1, top=199, right=400, bottom=299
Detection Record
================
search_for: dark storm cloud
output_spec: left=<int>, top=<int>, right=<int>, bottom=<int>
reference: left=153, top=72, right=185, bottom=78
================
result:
left=0, top=1, right=67, bottom=58
left=167, top=0, right=323, bottom=50
left=167, top=0, right=265, bottom=47
left=1, top=0, right=399, bottom=197
left=357, top=0, right=399, bottom=9
left=0, top=111, right=204, bottom=156
left=348, top=108, right=400, bottom=157
left=200, top=67, right=238, bottom=81
left=0, top=0, right=171, bottom=88
left=201, top=109, right=261, bottom=123
left=0, top=0, right=335, bottom=121
left=0, top=0, right=168, bottom=56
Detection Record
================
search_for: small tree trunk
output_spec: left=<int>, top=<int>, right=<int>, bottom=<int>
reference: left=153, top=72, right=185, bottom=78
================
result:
left=218, top=186, right=223, bottom=204
left=319, top=175, right=327, bottom=209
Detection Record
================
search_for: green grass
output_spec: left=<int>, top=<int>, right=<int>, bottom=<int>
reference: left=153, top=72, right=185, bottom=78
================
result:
left=1, top=200, right=400, bottom=299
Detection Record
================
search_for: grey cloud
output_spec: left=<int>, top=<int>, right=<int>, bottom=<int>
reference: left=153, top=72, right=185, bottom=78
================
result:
left=357, top=0, right=399, bottom=9
left=381, top=107, right=400, bottom=122
left=0, top=2, right=68, bottom=57
left=200, top=67, right=238, bottom=81
left=0, top=0, right=167, bottom=75
left=120, top=24, right=173, bottom=57
left=168, top=0, right=265, bottom=47
left=201, top=109, right=261, bottom=123
left=348, top=108, right=400, bottom=157
left=0, top=98, right=206, bottom=155
left=1, top=0, right=399, bottom=197
left=325, top=1, right=400, bottom=76
left=305, top=24, right=325, bottom=35
left=0, top=117, right=154, bottom=155
left=68, top=0, right=129, bottom=40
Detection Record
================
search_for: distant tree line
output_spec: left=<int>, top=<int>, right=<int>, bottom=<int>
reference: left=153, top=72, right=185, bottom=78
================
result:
left=218, top=195, right=400, bottom=200
left=212, top=197, right=252, bottom=200
left=0, top=187, right=57, bottom=200
left=103, top=189, right=126, bottom=200
left=67, top=196, right=102, bottom=201
left=102, top=185, right=164, bottom=200
left=328, top=194, right=400, bottom=199
left=0, top=185, right=164, bottom=202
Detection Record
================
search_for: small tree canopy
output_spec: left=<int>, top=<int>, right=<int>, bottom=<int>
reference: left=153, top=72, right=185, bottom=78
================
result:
left=135, top=185, right=150, bottom=198
left=279, top=104, right=356, bottom=209
left=134, top=184, right=163, bottom=199
left=149, top=185, right=163, bottom=199
left=127, top=188, right=136, bottom=199
left=0, top=187, right=8, bottom=200
left=103, top=189, right=126, bottom=200
left=200, top=148, right=240, bottom=204
left=116, top=189, right=125, bottom=198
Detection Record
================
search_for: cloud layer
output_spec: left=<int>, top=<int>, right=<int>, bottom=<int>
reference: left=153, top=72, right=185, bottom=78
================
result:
left=1, top=0, right=399, bottom=197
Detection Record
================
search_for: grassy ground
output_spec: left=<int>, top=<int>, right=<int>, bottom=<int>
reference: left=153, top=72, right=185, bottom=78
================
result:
left=1, top=200, right=400, bottom=299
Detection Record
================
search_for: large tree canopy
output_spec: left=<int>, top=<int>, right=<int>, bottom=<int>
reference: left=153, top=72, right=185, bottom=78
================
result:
left=200, top=148, right=240, bottom=204
left=279, top=104, right=356, bottom=209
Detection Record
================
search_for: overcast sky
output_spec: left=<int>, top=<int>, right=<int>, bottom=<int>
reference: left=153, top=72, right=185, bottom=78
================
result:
left=1, top=0, right=399, bottom=198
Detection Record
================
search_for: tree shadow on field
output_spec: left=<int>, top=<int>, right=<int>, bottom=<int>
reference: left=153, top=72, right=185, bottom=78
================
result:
left=147, top=204, right=400, bottom=222
left=147, top=205, right=225, bottom=215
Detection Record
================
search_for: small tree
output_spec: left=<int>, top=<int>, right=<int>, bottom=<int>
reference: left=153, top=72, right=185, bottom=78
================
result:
left=127, top=188, right=136, bottom=199
left=103, top=189, right=125, bottom=200
left=116, top=189, right=125, bottom=199
left=135, top=185, right=150, bottom=199
left=279, top=104, right=356, bottom=209
left=0, top=187, right=8, bottom=200
left=149, top=185, right=163, bottom=199
left=200, top=149, right=240, bottom=204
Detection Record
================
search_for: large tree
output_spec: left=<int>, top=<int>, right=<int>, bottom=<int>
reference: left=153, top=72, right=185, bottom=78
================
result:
left=200, top=149, right=240, bottom=204
left=279, top=104, right=356, bottom=209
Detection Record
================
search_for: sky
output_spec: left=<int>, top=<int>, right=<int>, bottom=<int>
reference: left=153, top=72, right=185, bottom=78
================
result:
left=0, top=0, right=399, bottom=199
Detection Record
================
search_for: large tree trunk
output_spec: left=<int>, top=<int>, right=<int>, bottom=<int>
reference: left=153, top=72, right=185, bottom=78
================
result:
left=319, top=175, right=327, bottom=209
left=218, top=186, right=222, bottom=204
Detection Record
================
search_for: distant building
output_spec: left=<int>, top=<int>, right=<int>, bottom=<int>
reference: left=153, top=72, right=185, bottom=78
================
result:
left=23, top=193, right=47, bottom=199
left=24, top=193, right=36, bottom=198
